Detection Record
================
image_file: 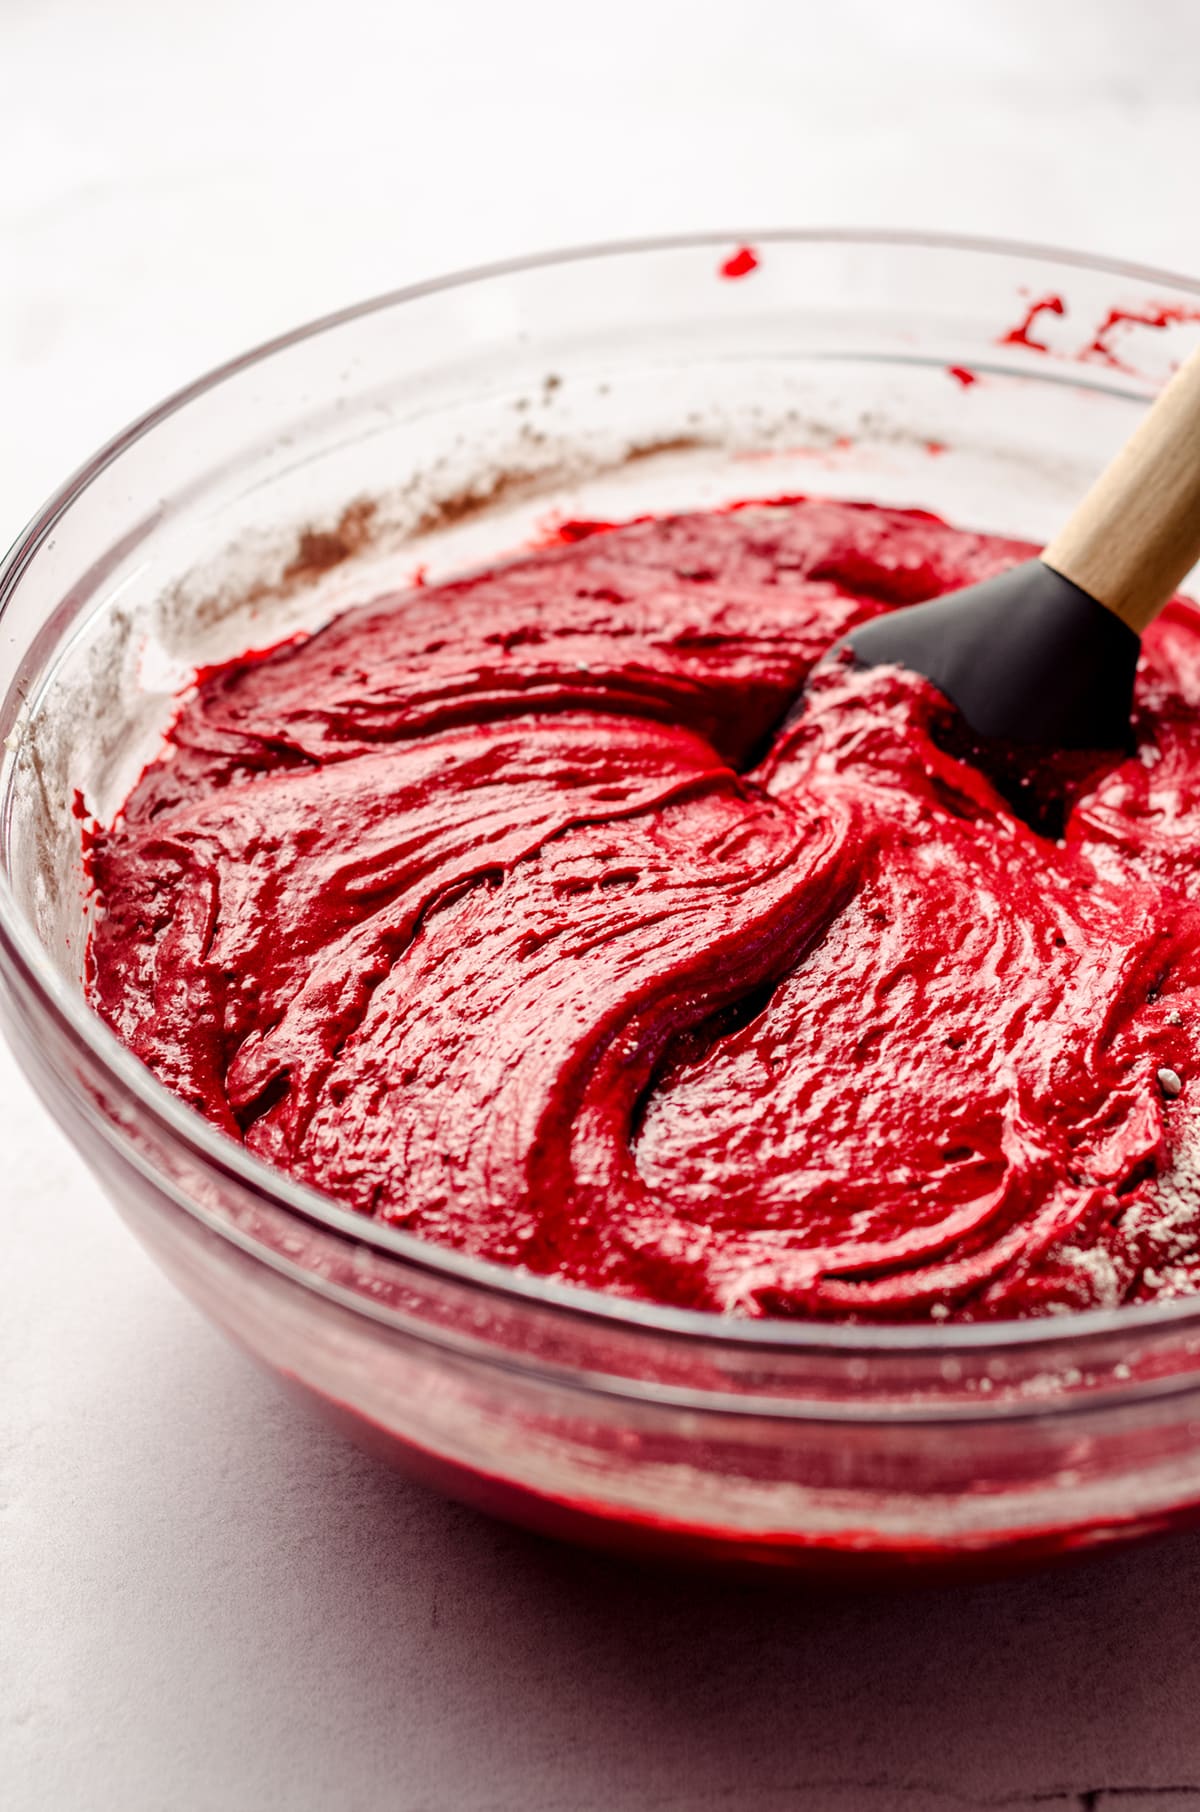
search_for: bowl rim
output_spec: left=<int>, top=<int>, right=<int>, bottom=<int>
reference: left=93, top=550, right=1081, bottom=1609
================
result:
left=7, top=224, right=1200, bottom=1362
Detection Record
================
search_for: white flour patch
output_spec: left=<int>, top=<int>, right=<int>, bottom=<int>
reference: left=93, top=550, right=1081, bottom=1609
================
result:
left=1052, top=1238, right=1124, bottom=1309
left=1120, top=1096, right=1200, bottom=1296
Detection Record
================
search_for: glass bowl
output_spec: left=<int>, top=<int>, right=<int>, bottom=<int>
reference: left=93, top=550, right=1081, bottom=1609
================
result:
left=6, top=231, right=1200, bottom=1580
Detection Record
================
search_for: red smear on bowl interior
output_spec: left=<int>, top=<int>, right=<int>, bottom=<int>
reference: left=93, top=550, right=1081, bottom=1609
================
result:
left=719, top=246, right=759, bottom=280
left=1082, top=303, right=1200, bottom=373
left=999, top=294, right=1067, bottom=353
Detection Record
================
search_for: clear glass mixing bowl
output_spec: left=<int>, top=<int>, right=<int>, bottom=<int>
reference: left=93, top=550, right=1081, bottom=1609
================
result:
left=6, top=232, right=1200, bottom=1578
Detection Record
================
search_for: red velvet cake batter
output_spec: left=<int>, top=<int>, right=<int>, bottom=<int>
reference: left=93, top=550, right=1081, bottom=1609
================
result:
left=88, top=499, right=1200, bottom=1321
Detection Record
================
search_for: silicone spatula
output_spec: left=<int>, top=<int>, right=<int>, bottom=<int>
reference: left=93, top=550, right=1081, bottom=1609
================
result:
left=845, top=344, right=1200, bottom=749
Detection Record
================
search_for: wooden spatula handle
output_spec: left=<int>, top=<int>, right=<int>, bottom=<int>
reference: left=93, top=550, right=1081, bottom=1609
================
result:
left=1043, top=343, right=1200, bottom=635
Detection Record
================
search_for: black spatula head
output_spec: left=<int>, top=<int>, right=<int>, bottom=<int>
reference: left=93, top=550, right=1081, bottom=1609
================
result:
left=845, top=558, right=1140, bottom=751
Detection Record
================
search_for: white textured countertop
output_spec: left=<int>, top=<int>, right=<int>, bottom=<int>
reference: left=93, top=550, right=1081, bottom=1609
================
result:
left=7, top=3, right=1200, bottom=1806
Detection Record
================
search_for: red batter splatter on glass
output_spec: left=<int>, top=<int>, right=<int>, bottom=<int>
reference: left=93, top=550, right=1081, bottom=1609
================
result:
left=1081, top=302, right=1200, bottom=373
left=719, top=246, right=759, bottom=280
left=999, top=294, right=1066, bottom=353
left=947, top=365, right=978, bottom=388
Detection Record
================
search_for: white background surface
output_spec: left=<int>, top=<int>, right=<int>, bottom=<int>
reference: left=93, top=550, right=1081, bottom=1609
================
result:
left=6, top=2, right=1200, bottom=1807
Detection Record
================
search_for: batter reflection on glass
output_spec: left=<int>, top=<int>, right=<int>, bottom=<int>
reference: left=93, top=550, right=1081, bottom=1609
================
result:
left=87, top=494, right=1200, bottom=1325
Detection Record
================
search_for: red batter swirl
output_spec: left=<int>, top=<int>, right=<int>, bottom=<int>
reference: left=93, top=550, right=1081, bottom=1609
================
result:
left=88, top=499, right=1200, bottom=1321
